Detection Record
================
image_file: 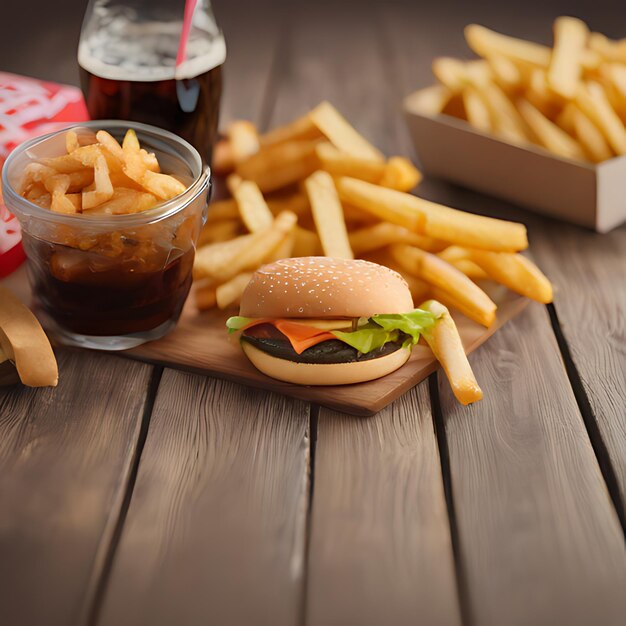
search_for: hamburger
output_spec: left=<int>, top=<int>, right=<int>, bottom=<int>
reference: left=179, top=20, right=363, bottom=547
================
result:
left=226, top=257, right=439, bottom=385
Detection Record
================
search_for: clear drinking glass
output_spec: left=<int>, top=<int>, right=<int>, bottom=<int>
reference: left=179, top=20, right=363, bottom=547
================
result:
left=78, top=0, right=226, bottom=163
left=1, top=121, right=210, bottom=350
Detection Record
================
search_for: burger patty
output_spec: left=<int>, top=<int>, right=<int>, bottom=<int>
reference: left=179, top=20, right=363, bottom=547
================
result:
left=241, top=332, right=406, bottom=364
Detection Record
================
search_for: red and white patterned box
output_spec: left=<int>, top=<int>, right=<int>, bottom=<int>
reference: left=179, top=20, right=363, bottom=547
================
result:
left=0, top=72, right=89, bottom=277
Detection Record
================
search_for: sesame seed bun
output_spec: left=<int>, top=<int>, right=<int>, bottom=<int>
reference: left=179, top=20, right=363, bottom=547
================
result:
left=239, top=257, right=413, bottom=319
left=242, top=341, right=411, bottom=385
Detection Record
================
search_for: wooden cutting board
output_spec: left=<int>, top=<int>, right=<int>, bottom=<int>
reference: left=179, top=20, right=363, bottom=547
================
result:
left=2, top=267, right=528, bottom=415
left=126, top=287, right=528, bottom=415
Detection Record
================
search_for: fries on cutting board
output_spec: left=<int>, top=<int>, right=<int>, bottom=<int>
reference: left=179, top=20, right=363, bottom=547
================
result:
left=200, top=100, right=553, bottom=404
left=410, top=17, right=626, bottom=163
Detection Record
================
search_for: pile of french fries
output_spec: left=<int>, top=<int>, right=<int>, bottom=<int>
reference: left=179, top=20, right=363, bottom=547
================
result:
left=19, top=129, right=186, bottom=214
left=410, top=17, right=626, bottom=162
left=194, top=100, right=552, bottom=329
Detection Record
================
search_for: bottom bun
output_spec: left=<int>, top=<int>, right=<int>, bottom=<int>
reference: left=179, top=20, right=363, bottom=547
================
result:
left=242, top=342, right=411, bottom=386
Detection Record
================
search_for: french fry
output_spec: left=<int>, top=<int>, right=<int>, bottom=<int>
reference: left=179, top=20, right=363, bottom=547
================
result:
left=570, top=106, right=613, bottom=162
left=379, top=157, right=422, bottom=192
left=96, top=130, right=124, bottom=161
left=122, top=128, right=140, bottom=152
left=66, top=130, right=80, bottom=153
left=212, top=138, right=235, bottom=175
left=141, top=170, right=186, bottom=200
left=226, top=173, right=243, bottom=194
left=44, top=174, right=77, bottom=214
left=66, top=169, right=95, bottom=192
left=231, top=179, right=274, bottom=232
left=467, top=24, right=601, bottom=73
left=197, top=219, right=240, bottom=246
left=403, top=274, right=431, bottom=304
left=22, top=162, right=90, bottom=192
left=338, top=177, right=528, bottom=252
left=391, top=244, right=496, bottom=327
left=432, top=57, right=491, bottom=93
left=555, top=103, right=576, bottom=134
left=589, top=32, right=626, bottom=63
left=195, top=284, right=218, bottom=311
left=576, top=81, right=626, bottom=154
left=479, top=81, right=531, bottom=143
left=265, top=230, right=295, bottom=262
left=526, top=69, right=561, bottom=119
left=404, top=84, right=453, bottom=116
left=465, top=24, right=551, bottom=69
left=236, top=140, right=319, bottom=192
left=39, top=154, right=90, bottom=174
left=462, top=87, right=492, bottom=132
left=341, top=203, right=379, bottom=226
left=266, top=192, right=310, bottom=219
left=27, top=190, right=51, bottom=209
left=216, top=272, right=254, bottom=309
left=122, top=131, right=186, bottom=199
left=436, top=245, right=470, bottom=263
left=467, top=250, right=553, bottom=303
left=194, top=233, right=258, bottom=280
left=227, top=121, right=260, bottom=163
left=305, top=170, right=353, bottom=259
left=292, top=226, right=321, bottom=257
left=259, top=113, right=323, bottom=148
left=315, top=142, right=386, bottom=183
left=517, top=99, right=586, bottom=160
left=197, top=211, right=298, bottom=282
left=349, top=222, right=446, bottom=255
left=420, top=299, right=483, bottom=405
left=0, top=287, right=58, bottom=387
left=437, top=245, right=488, bottom=279
left=427, top=286, right=490, bottom=328
left=486, top=54, right=523, bottom=91
left=336, top=177, right=425, bottom=233
left=205, top=199, right=240, bottom=223
left=599, top=64, right=626, bottom=121
left=547, top=17, right=588, bottom=99
left=309, top=101, right=384, bottom=162
left=88, top=188, right=158, bottom=215
left=447, top=258, right=489, bottom=281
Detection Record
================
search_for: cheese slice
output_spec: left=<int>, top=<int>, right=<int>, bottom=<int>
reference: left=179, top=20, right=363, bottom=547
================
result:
left=287, top=318, right=354, bottom=331
left=241, top=318, right=341, bottom=354
left=273, top=321, right=336, bottom=354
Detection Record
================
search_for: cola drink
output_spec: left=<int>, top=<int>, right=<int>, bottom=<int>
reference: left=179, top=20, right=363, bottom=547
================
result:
left=78, top=1, right=225, bottom=163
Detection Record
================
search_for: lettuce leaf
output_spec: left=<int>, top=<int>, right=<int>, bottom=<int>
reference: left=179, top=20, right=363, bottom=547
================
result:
left=369, top=309, right=438, bottom=345
left=332, top=324, right=399, bottom=354
left=226, top=308, right=440, bottom=354
left=331, top=309, right=438, bottom=354
left=226, top=316, right=254, bottom=333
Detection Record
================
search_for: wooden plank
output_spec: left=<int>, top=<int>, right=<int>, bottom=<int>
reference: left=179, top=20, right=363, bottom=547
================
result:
left=269, top=5, right=461, bottom=625
left=0, top=351, right=154, bottom=626
left=531, top=223, right=626, bottom=518
left=310, top=398, right=461, bottom=626
left=98, top=9, right=312, bottom=623
left=437, top=302, right=626, bottom=626
left=382, top=5, right=626, bottom=624
left=98, top=372, right=310, bottom=626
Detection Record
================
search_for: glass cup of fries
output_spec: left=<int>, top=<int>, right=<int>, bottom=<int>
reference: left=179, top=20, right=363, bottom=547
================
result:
left=1, top=121, right=210, bottom=350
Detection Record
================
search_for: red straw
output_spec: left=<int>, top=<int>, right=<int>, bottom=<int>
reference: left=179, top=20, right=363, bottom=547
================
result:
left=176, top=0, right=199, bottom=68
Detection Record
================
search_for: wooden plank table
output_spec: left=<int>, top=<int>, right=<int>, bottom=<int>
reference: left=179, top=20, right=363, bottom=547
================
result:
left=1, top=1, right=625, bottom=625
